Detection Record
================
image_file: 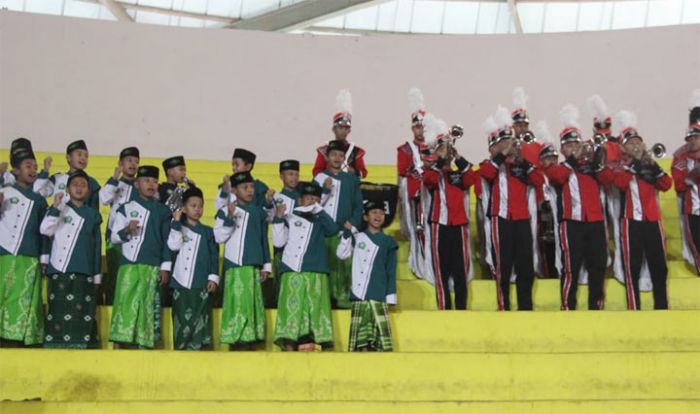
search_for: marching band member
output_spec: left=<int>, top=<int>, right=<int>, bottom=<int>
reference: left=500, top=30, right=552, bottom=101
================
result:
left=313, top=89, right=368, bottom=178
left=420, top=114, right=477, bottom=310
left=672, top=88, right=700, bottom=275
left=545, top=105, right=613, bottom=310
left=397, top=88, right=431, bottom=282
left=479, top=106, right=544, bottom=311
left=613, top=110, right=671, bottom=310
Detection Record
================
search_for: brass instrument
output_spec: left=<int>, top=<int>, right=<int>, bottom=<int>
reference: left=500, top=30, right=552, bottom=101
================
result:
left=510, top=138, right=523, bottom=162
left=165, top=176, right=192, bottom=212
left=449, top=124, right=464, bottom=139
left=634, top=143, right=665, bottom=160
left=593, top=133, right=607, bottom=146
left=650, top=143, right=666, bottom=158
left=421, top=124, right=464, bottom=167
left=517, top=130, right=536, bottom=144
left=577, top=142, right=597, bottom=164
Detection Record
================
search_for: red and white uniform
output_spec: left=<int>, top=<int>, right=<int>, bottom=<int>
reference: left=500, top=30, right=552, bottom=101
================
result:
left=614, top=165, right=671, bottom=221
left=545, top=160, right=613, bottom=310
left=422, top=159, right=478, bottom=310
left=397, top=139, right=431, bottom=282
left=545, top=163, right=614, bottom=222
left=671, top=144, right=700, bottom=272
left=479, top=155, right=544, bottom=311
left=604, top=140, right=624, bottom=168
left=614, top=161, right=671, bottom=310
left=478, top=158, right=545, bottom=220
left=397, top=140, right=426, bottom=199
left=423, top=164, right=478, bottom=226
left=672, top=145, right=700, bottom=215
left=313, top=143, right=368, bottom=178
left=520, top=142, right=545, bottom=168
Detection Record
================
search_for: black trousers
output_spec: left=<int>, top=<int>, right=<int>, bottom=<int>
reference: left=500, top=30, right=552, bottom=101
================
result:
left=559, top=220, right=607, bottom=310
left=491, top=217, right=534, bottom=311
left=431, top=223, right=469, bottom=310
left=620, top=219, right=668, bottom=310
left=683, top=214, right=700, bottom=273
left=538, top=202, right=559, bottom=279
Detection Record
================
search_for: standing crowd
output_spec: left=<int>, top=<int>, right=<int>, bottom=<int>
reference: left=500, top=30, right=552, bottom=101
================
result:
left=0, top=87, right=698, bottom=352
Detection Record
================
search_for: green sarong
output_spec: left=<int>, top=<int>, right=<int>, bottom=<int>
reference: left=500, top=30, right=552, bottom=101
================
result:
left=0, top=255, right=43, bottom=345
left=348, top=300, right=393, bottom=352
left=109, top=264, right=159, bottom=348
left=325, top=235, right=352, bottom=309
left=274, top=271, right=333, bottom=349
left=44, top=273, right=99, bottom=349
left=220, top=266, right=265, bottom=345
left=172, top=288, right=211, bottom=350
left=102, top=242, right=121, bottom=305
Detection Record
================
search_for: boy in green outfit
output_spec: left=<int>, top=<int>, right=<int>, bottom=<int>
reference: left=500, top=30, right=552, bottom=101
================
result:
left=0, top=148, right=48, bottom=346
left=40, top=170, right=102, bottom=349
left=99, top=147, right=140, bottom=305
left=337, top=200, right=397, bottom=352
left=272, top=181, right=339, bottom=351
left=108, top=165, right=172, bottom=349
left=214, top=172, right=271, bottom=349
left=215, top=148, right=274, bottom=212
left=168, top=187, right=219, bottom=350
left=314, top=140, right=363, bottom=309
left=266, top=159, right=301, bottom=308
left=34, top=139, right=101, bottom=209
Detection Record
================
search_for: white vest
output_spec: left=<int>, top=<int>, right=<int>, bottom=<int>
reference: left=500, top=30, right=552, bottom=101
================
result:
left=171, top=226, right=201, bottom=289
left=350, top=233, right=380, bottom=301
left=106, top=181, right=134, bottom=232
left=281, top=215, right=314, bottom=272
left=222, top=206, right=250, bottom=266
left=273, top=192, right=296, bottom=219
left=47, top=206, right=86, bottom=273
left=314, top=173, right=341, bottom=221
left=119, top=201, right=150, bottom=262
left=0, top=187, right=35, bottom=255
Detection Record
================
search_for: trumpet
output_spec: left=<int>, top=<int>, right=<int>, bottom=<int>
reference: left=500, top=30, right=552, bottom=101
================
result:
left=516, top=130, right=536, bottom=144
left=421, top=124, right=464, bottom=167
left=449, top=124, right=464, bottom=140
left=631, top=142, right=666, bottom=164
left=593, top=133, right=608, bottom=146
left=650, top=143, right=666, bottom=158
left=164, top=176, right=192, bottom=212
left=509, top=138, right=523, bottom=162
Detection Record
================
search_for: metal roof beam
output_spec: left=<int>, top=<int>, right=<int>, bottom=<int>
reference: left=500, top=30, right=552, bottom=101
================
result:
left=227, top=0, right=383, bottom=32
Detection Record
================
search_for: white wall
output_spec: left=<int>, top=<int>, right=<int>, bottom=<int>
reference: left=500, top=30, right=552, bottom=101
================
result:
left=1, top=10, right=698, bottom=165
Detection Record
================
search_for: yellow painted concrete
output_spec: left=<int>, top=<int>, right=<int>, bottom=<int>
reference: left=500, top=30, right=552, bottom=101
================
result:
left=2, top=400, right=700, bottom=414
left=90, top=308, right=700, bottom=352
left=397, top=277, right=700, bottom=311
left=0, top=350, right=698, bottom=402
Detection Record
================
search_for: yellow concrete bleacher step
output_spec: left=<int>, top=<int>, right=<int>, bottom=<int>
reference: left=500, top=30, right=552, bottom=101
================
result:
left=3, top=400, right=700, bottom=414
left=396, top=277, right=700, bottom=311
left=395, top=258, right=699, bottom=280
left=1, top=350, right=697, bottom=403
left=91, top=308, right=699, bottom=353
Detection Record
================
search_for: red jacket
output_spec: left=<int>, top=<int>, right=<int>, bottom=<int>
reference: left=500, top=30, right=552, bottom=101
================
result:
left=397, top=140, right=425, bottom=199
left=520, top=142, right=544, bottom=166
left=671, top=144, right=700, bottom=216
left=313, top=143, right=367, bottom=178
left=605, top=141, right=624, bottom=166
left=422, top=159, right=478, bottom=226
left=614, top=162, right=672, bottom=221
left=545, top=160, right=614, bottom=222
left=479, top=155, right=545, bottom=221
